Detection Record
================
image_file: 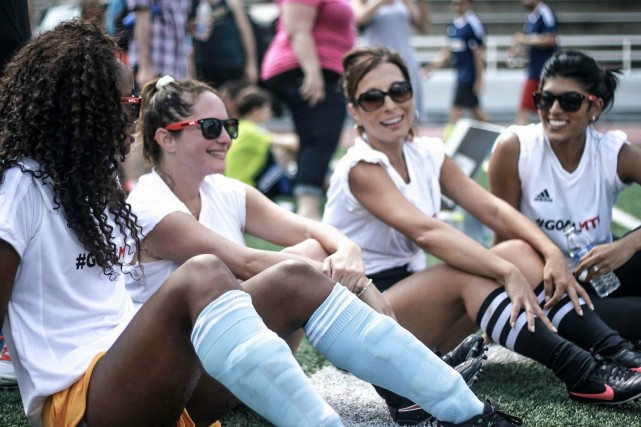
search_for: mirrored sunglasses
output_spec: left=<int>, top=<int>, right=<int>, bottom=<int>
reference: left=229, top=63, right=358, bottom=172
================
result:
left=355, top=81, right=413, bottom=112
left=532, top=91, right=597, bottom=112
left=164, top=118, right=239, bottom=140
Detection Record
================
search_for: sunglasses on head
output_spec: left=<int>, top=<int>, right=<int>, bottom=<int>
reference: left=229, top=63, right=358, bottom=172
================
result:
left=355, top=80, right=413, bottom=112
left=164, top=118, right=239, bottom=140
left=532, top=91, right=597, bottom=112
left=120, top=95, right=142, bottom=119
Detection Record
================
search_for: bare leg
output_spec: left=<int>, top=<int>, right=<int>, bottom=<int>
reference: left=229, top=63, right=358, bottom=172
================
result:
left=296, top=194, right=322, bottom=221
left=388, top=240, right=544, bottom=349
left=85, top=255, right=242, bottom=426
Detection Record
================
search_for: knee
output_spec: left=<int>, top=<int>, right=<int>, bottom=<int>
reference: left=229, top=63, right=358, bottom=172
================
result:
left=173, top=254, right=238, bottom=301
left=493, top=239, right=538, bottom=259
left=268, top=259, right=332, bottom=297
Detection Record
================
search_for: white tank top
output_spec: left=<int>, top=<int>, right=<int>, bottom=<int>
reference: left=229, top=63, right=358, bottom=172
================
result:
left=324, top=136, right=445, bottom=275
left=512, top=123, right=629, bottom=263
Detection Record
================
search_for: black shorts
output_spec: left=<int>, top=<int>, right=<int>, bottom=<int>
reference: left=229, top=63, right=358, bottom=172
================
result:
left=368, top=264, right=412, bottom=293
left=453, top=82, right=479, bottom=108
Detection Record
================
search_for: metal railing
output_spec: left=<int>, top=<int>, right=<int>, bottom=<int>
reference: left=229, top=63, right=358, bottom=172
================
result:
left=406, top=34, right=641, bottom=74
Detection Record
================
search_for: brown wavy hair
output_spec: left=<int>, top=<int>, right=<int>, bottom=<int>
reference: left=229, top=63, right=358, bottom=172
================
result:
left=0, top=20, right=141, bottom=278
left=137, top=77, right=218, bottom=164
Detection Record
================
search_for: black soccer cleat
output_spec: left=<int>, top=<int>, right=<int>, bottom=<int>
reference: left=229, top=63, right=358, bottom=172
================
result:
left=385, top=357, right=485, bottom=426
left=438, top=398, right=523, bottom=427
left=386, top=396, right=436, bottom=426
left=441, top=334, right=486, bottom=368
left=608, top=344, right=641, bottom=373
left=568, top=355, right=641, bottom=405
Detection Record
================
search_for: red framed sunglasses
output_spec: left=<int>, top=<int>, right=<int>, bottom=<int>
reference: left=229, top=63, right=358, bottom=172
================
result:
left=164, top=118, right=239, bottom=140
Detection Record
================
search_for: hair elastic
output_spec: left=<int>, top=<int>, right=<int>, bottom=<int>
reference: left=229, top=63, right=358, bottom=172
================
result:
left=156, top=75, right=175, bottom=89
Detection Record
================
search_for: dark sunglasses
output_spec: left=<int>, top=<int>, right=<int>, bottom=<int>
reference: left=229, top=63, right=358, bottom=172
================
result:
left=532, top=91, right=597, bottom=112
left=355, top=81, right=413, bottom=112
left=164, top=118, right=239, bottom=140
left=120, top=95, right=142, bottom=119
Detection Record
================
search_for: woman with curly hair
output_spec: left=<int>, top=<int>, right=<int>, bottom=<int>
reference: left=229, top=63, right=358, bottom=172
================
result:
left=0, top=20, right=528, bottom=427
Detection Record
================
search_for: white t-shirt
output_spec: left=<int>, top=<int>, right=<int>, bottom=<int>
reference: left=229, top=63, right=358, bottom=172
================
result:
left=323, top=136, right=445, bottom=275
left=512, top=123, right=629, bottom=263
left=125, top=170, right=247, bottom=306
left=0, top=160, right=135, bottom=425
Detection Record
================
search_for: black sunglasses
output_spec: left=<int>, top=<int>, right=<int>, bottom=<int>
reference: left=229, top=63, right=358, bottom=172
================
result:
left=355, top=81, right=413, bottom=112
left=120, top=95, right=142, bottom=119
left=532, top=91, right=597, bottom=112
left=164, top=117, right=239, bottom=140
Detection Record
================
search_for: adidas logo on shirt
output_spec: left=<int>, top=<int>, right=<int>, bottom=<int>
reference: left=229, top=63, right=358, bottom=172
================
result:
left=534, top=189, right=553, bottom=202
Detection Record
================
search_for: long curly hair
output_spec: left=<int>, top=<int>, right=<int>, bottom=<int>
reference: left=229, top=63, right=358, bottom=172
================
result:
left=0, top=20, right=141, bottom=277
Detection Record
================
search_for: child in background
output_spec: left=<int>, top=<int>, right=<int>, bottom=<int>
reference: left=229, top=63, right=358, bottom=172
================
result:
left=225, top=85, right=298, bottom=200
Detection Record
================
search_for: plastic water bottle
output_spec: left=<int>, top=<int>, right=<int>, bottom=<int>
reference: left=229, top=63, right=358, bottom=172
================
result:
left=563, top=225, right=620, bottom=297
left=193, top=0, right=213, bottom=41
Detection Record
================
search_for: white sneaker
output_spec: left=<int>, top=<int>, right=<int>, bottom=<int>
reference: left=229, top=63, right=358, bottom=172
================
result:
left=0, top=339, right=18, bottom=388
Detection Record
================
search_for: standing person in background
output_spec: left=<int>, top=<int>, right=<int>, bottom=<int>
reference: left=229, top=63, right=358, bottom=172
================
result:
left=261, top=0, right=356, bottom=220
left=352, top=0, right=430, bottom=123
left=423, top=0, right=490, bottom=138
left=127, top=0, right=190, bottom=87
left=512, top=0, right=557, bottom=125
left=189, top=0, right=258, bottom=89
left=0, top=0, right=30, bottom=389
left=489, top=50, right=641, bottom=343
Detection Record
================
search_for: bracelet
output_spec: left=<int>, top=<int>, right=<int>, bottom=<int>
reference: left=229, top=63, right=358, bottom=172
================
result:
left=357, top=278, right=373, bottom=298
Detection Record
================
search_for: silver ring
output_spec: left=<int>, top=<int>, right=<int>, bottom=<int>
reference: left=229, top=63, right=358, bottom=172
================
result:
left=593, top=265, right=599, bottom=273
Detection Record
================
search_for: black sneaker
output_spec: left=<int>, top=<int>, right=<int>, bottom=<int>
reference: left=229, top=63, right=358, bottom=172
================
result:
left=568, top=355, right=641, bottom=405
left=441, top=334, right=486, bottom=367
left=384, top=357, right=485, bottom=426
left=439, top=399, right=523, bottom=427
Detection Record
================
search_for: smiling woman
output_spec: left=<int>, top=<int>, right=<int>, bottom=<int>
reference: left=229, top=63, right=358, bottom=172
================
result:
left=489, top=49, right=641, bottom=342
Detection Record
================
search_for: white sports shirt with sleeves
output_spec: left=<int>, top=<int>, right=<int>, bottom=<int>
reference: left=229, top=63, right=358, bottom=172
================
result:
left=125, top=170, right=247, bottom=306
left=0, top=159, right=135, bottom=425
left=512, top=123, right=629, bottom=263
left=323, top=136, right=445, bottom=275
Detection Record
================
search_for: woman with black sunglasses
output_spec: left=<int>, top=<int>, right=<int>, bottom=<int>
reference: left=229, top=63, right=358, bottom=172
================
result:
left=324, top=45, right=641, bottom=424
left=489, top=50, right=641, bottom=342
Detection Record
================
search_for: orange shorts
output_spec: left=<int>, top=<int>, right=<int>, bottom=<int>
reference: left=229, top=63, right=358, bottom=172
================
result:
left=42, top=352, right=219, bottom=427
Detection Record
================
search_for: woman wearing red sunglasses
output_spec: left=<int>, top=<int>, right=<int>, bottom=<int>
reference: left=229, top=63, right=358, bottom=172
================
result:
left=489, top=49, right=641, bottom=342
left=324, top=46, right=641, bottom=424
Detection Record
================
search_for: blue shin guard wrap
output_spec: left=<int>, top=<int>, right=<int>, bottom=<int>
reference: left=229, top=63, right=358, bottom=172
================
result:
left=192, top=290, right=341, bottom=427
left=304, top=284, right=483, bottom=424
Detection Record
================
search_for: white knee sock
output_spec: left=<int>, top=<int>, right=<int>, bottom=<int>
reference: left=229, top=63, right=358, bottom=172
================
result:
left=304, top=284, right=484, bottom=424
left=192, top=290, right=342, bottom=427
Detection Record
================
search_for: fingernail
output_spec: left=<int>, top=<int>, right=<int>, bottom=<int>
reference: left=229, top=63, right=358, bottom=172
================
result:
left=511, top=322, right=516, bottom=328
left=545, top=296, right=550, bottom=302
left=578, top=309, right=583, bottom=316
left=529, top=325, right=535, bottom=332
left=590, top=304, right=595, bottom=310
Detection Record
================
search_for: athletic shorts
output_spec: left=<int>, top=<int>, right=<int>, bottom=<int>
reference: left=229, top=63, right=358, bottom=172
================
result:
left=368, top=264, right=412, bottom=293
left=41, top=352, right=209, bottom=427
left=453, top=82, right=479, bottom=108
left=519, top=78, right=540, bottom=112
